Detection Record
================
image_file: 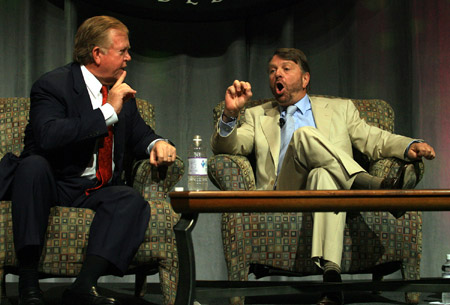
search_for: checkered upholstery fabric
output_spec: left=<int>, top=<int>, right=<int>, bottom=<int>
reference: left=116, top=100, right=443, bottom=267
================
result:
left=0, top=97, right=183, bottom=305
left=208, top=96, right=424, bottom=304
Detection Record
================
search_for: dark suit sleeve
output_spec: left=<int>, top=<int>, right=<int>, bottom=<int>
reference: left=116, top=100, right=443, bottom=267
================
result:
left=29, top=73, right=108, bottom=151
left=122, top=99, right=162, bottom=160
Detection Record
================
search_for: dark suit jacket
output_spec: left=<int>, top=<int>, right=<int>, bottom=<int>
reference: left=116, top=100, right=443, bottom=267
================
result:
left=0, top=63, right=161, bottom=199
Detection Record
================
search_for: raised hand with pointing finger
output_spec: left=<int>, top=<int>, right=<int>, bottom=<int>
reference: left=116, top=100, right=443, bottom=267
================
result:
left=223, top=80, right=253, bottom=122
left=106, top=70, right=136, bottom=114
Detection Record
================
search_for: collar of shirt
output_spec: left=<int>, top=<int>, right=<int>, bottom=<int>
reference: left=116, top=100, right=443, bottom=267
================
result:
left=293, top=94, right=311, bottom=115
left=81, top=65, right=103, bottom=109
left=279, top=94, right=311, bottom=116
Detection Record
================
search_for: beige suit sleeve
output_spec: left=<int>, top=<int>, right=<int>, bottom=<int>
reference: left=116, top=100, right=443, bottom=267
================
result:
left=210, top=108, right=256, bottom=156
left=345, top=100, right=414, bottom=161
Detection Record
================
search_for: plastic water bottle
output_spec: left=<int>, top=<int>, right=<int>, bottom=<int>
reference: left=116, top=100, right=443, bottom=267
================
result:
left=188, top=135, right=208, bottom=191
left=442, top=254, right=450, bottom=304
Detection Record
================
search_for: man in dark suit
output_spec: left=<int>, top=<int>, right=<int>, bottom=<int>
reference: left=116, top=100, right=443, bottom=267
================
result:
left=0, top=16, right=176, bottom=305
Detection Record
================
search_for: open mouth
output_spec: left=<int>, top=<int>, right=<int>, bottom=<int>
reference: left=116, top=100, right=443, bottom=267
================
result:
left=275, top=82, right=285, bottom=95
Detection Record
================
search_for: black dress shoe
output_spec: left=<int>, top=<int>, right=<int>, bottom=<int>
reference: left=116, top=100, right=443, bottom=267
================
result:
left=18, top=287, right=45, bottom=305
left=62, top=286, right=121, bottom=305
left=323, top=269, right=342, bottom=283
left=318, top=270, right=344, bottom=305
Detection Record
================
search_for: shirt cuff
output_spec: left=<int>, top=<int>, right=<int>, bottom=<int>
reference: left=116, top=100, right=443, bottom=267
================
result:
left=219, top=115, right=237, bottom=137
left=101, top=103, right=118, bottom=126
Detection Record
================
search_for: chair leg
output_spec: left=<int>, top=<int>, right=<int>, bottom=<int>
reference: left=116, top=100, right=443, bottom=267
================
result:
left=226, top=265, right=249, bottom=305
left=174, top=213, right=198, bottom=305
left=401, top=260, right=421, bottom=304
left=396, top=211, right=422, bottom=304
left=158, top=259, right=178, bottom=305
left=0, top=268, right=7, bottom=304
left=405, top=292, right=420, bottom=304
left=229, top=296, right=245, bottom=305
left=134, top=273, right=147, bottom=297
left=372, top=272, right=382, bottom=295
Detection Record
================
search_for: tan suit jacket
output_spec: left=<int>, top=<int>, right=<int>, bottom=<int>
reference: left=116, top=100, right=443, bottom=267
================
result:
left=211, top=96, right=414, bottom=190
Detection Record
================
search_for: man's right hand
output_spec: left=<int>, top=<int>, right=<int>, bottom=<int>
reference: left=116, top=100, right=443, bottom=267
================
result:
left=223, top=80, right=252, bottom=122
left=107, top=70, right=137, bottom=114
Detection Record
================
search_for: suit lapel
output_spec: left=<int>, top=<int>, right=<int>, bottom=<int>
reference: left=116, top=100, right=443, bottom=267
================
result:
left=261, top=105, right=281, bottom=170
left=310, top=96, right=333, bottom=140
left=71, top=63, right=96, bottom=116
left=113, top=112, right=125, bottom=165
left=70, top=63, right=123, bottom=164
left=259, top=97, right=335, bottom=169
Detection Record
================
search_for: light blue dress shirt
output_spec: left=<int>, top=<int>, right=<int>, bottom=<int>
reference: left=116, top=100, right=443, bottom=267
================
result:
left=280, top=94, right=316, bottom=130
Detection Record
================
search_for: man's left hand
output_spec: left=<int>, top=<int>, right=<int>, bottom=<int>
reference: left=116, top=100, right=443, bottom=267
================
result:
left=407, top=142, right=436, bottom=160
left=149, top=140, right=177, bottom=167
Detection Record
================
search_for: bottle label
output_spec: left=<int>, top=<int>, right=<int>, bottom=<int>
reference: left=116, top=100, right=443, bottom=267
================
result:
left=443, top=264, right=450, bottom=273
left=188, top=158, right=207, bottom=175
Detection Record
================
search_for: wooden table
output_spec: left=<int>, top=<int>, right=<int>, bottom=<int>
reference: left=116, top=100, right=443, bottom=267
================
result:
left=169, top=189, right=450, bottom=305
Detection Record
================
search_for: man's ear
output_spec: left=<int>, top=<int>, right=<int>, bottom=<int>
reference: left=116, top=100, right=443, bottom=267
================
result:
left=92, top=46, right=102, bottom=65
left=302, top=72, right=310, bottom=90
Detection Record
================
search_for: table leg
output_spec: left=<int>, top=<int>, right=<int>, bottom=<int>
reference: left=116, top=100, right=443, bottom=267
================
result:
left=174, top=212, right=199, bottom=305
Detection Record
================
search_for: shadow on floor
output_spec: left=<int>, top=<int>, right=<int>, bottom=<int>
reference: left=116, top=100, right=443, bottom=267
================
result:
left=2, top=283, right=444, bottom=305
left=3, top=283, right=163, bottom=305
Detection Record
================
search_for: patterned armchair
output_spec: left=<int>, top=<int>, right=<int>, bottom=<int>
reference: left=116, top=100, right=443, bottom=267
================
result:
left=0, top=97, right=184, bottom=305
left=208, top=96, right=425, bottom=304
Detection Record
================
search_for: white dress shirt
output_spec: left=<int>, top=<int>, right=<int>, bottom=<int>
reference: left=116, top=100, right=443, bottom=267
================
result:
left=80, top=66, right=119, bottom=180
left=80, top=66, right=164, bottom=180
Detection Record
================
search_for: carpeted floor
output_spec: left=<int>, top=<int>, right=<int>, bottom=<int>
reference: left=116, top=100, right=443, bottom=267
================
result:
left=2, top=282, right=445, bottom=305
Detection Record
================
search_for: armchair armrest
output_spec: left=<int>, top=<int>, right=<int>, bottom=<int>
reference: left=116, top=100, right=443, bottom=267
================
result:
left=132, top=156, right=184, bottom=201
left=208, top=154, right=256, bottom=191
left=369, top=157, right=424, bottom=188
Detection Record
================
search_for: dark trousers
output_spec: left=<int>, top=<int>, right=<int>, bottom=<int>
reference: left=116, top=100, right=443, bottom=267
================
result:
left=11, top=155, right=150, bottom=274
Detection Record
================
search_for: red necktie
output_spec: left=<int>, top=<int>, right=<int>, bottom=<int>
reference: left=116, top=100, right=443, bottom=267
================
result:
left=85, top=85, right=113, bottom=195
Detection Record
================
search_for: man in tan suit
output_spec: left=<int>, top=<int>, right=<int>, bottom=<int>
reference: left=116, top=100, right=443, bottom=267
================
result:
left=211, top=48, right=435, bottom=305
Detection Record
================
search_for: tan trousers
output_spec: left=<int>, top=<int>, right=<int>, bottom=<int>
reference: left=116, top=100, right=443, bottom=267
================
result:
left=276, top=126, right=365, bottom=267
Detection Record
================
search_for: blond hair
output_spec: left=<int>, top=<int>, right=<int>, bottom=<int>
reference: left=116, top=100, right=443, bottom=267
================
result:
left=73, top=16, right=128, bottom=65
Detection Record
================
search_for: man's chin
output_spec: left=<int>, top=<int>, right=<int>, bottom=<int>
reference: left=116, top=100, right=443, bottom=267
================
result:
left=112, top=69, right=125, bottom=80
left=274, top=95, right=289, bottom=106
left=105, top=73, right=123, bottom=85
left=103, top=79, right=115, bottom=86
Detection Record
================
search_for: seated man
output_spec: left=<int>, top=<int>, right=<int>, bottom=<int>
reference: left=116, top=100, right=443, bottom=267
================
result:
left=0, top=16, right=176, bottom=305
left=211, top=48, right=435, bottom=305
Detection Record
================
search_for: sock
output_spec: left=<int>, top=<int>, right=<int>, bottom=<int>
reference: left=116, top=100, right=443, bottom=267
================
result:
left=352, top=172, right=383, bottom=190
left=17, top=246, right=41, bottom=294
left=69, top=255, right=110, bottom=293
left=322, top=261, right=343, bottom=302
left=323, top=261, right=342, bottom=282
